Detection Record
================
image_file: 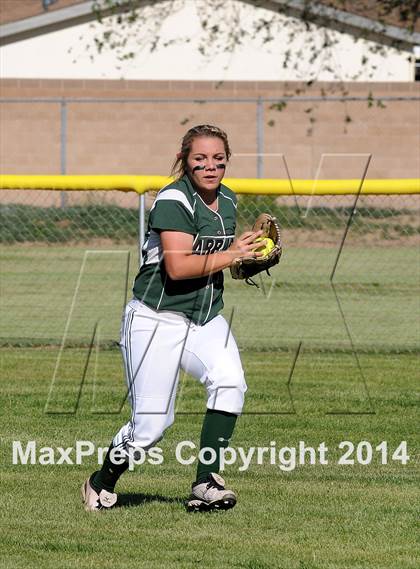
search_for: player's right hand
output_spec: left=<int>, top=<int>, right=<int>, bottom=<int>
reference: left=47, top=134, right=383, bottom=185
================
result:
left=227, top=230, right=265, bottom=264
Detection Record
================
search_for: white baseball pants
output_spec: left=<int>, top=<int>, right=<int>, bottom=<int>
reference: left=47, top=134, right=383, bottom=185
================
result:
left=112, top=299, right=247, bottom=456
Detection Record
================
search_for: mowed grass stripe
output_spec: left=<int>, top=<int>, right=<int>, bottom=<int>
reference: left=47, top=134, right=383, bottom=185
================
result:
left=1, top=246, right=419, bottom=352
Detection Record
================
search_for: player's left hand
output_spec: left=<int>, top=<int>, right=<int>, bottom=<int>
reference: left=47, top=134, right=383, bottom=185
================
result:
left=230, top=213, right=282, bottom=285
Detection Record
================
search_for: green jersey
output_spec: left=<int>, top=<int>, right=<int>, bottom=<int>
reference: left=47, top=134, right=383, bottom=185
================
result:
left=133, top=174, right=237, bottom=325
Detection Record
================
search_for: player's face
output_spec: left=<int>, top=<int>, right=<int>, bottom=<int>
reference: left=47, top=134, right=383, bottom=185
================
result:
left=186, top=136, right=227, bottom=193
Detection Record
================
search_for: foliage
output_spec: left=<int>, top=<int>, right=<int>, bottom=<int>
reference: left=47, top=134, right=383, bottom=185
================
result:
left=72, top=0, right=419, bottom=133
left=370, top=0, right=419, bottom=31
left=236, top=194, right=416, bottom=232
left=86, top=1, right=418, bottom=69
left=0, top=204, right=138, bottom=243
left=1, top=203, right=417, bottom=243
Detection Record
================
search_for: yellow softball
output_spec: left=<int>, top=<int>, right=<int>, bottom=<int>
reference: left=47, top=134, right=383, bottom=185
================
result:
left=253, top=237, right=275, bottom=258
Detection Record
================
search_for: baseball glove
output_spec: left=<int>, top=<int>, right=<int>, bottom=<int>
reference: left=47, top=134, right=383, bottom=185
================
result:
left=230, top=213, right=282, bottom=286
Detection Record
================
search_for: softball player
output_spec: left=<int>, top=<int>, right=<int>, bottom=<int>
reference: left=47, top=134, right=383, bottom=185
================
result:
left=82, top=125, right=263, bottom=512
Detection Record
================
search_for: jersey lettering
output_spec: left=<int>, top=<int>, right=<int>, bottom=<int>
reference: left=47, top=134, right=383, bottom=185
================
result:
left=193, top=235, right=234, bottom=255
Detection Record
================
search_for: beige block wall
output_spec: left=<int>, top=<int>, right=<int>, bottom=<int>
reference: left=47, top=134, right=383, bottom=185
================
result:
left=0, top=79, right=419, bottom=181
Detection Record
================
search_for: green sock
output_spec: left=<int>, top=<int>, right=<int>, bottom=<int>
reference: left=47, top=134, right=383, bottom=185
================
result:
left=90, top=443, right=129, bottom=493
left=195, top=409, right=237, bottom=484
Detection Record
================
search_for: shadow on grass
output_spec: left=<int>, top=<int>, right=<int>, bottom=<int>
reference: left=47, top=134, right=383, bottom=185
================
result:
left=117, top=492, right=185, bottom=508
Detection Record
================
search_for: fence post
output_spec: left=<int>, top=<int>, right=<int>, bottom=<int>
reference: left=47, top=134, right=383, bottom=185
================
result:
left=60, top=99, right=67, bottom=208
left=257, top=96, right=264, bottom=178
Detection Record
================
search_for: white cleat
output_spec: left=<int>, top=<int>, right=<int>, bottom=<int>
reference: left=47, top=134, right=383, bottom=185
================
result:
left=81, top=478, right=117, bottom=512
left=187, top=473, right=237, bottom=512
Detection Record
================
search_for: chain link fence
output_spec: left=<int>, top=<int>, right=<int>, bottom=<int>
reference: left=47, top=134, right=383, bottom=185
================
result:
left=1, top=187, right=418, bottom=353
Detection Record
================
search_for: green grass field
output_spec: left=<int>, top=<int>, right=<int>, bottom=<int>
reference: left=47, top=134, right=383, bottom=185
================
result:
left=0, top=348, right=418, bottom=569
left=1, top=244, right=419, bottom=351
left=1, top=240, right=419, bottom=568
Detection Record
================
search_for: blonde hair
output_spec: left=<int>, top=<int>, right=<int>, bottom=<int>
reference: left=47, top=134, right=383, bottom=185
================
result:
left=171, top=124, right=231, bottom=179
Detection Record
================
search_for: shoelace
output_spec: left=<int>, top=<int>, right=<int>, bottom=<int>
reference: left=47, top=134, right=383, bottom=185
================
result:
left=206, top=478, right=224, bottom=491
